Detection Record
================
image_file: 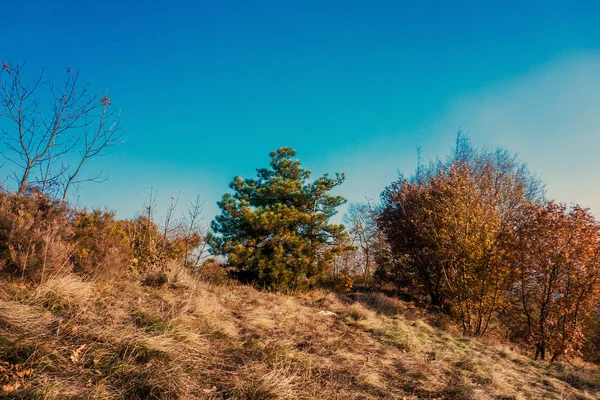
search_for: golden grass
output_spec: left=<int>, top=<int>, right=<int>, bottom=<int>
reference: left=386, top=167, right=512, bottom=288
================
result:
left=0, top=268, right=598, bottom=399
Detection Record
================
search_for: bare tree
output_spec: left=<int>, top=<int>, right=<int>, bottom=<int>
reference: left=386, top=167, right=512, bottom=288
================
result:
left=0, top=62, right=122, bottom=199
left=162, top=192, right=180, bottom=244
left=143, top=187, right=159, bottom=257
left=343, top=201, right=382, bottom=277
left=183, top=194, right=209, bottom=272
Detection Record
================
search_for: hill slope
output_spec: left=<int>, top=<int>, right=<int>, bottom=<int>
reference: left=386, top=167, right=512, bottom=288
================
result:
left=0, top=268, right=598, bottom=399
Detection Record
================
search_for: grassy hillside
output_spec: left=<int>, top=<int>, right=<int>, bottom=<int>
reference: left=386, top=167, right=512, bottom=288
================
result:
left=0, top=266, right=598, bottom=399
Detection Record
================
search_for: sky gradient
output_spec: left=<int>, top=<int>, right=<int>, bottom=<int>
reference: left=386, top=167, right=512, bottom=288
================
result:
left=1, top=1, right=600, bottom=223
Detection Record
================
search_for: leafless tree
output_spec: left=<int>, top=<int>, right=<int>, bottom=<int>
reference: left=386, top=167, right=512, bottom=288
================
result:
left=142, top=187, right=159, bottom=255
left=0, top=62, right=123, bottom=200
left=162, top=192, right=180, bottom=241
left=183, top=194, right=209, bottom=272
left=343, top=200, right=382, bottom=277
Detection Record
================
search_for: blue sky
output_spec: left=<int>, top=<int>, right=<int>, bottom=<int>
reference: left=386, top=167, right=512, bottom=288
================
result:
left=1, top=1, right=600, bottom=223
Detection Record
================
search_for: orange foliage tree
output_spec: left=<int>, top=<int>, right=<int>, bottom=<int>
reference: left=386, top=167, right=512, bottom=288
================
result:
left=511, top=202, right=600, bottom=361
left=378, top=134, right=543, bottom=335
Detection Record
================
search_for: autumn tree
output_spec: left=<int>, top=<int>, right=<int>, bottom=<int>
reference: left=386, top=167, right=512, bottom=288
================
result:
left=511, top=202, right=600, bottom=361
left=182, top=194, right=210, bottom=272
left=378, top=134, right=542, bottom=335
left=208, top=147, right=349, bottom=291
left=378, top=174, right=447, bottom=306
left=379, top=163, right=504, bottom=326
left=0, top=62, right=122, bottom=199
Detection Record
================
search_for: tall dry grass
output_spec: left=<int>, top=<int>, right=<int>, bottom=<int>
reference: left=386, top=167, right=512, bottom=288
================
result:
left=0, top=261, right=598, bottom=399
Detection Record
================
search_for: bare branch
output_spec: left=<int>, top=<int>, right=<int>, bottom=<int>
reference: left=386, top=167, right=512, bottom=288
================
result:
left=0, top=62, right=123, bottom=198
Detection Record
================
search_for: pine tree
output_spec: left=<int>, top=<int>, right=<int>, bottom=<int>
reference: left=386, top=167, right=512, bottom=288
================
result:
left=208, top=147, right=349, bottom=291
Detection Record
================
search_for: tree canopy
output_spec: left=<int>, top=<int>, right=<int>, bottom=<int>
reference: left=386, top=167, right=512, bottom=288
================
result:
left=378, top=134, right=545, bottom=334
left=209, top=147, right=349, bottom=291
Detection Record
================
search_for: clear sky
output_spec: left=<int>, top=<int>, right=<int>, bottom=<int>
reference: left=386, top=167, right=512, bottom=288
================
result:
left=1, top=1, right=600, bottom=223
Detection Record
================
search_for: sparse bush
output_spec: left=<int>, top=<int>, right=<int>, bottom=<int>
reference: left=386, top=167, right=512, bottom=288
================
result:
left=117, top=215, right=201, bottom=273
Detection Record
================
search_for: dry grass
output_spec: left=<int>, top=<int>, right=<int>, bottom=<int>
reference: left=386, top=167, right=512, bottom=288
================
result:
left=0, top=266, right=598, bottom=399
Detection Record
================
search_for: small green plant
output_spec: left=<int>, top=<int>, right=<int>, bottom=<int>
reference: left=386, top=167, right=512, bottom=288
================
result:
left=132, top=311, right=172, bottom=333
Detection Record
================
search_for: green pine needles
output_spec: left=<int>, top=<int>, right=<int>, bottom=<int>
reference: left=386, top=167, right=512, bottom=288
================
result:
left=208, top=147, right=350, bottom=291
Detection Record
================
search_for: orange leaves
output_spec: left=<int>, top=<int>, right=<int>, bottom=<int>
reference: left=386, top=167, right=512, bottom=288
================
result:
left=380, top=137, right=545, bottom=337
left=15, top=368, right=33, bottom=379
left=1, top=382, right=21, bottom=393
left=380, top=162, right=509, bottom=334
left=100, top=96, right=111, bottom=107
left=514, top=201, right=600, bottom=360
left=0, top=361, right=34, bottom=393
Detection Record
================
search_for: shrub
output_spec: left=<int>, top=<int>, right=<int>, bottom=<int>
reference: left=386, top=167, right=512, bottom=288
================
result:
left=117, top=216, right=201, bottom=273
left=336, top=270, right=354, bottom=292
left=0, top=189, right=205, bottom=282
left=71, top=209, right=132, bottom=279
left=0, top=190, right=73, bottom=281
